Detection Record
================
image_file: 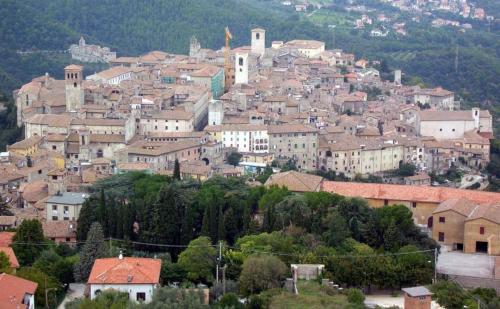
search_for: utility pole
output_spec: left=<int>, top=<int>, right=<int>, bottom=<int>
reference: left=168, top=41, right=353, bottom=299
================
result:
left=109, top=236, right=112, bottom=256
left=434, top=247, right=438, bottom=282
left=454, top=44, right=459, bottom=74
left=222, top=265, right=227, bottom=295
left=216, top=241, right=222, bottom=283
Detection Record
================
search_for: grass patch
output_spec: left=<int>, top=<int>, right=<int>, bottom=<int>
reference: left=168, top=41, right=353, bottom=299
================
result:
left=269, top=280, right=364, bottom=309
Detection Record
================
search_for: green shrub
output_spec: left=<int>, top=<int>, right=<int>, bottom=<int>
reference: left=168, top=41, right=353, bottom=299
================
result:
left=347, top=288, right=365, bottom=304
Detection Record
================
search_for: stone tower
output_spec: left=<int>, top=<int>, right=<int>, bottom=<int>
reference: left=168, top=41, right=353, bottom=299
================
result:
left=189, top=36, right=201, bottom=58
left=251, top=28, right=266, bottom=57
left=64, top=64, right=84, bottom=112
left=394, top=69, right=402, bottom=85
left=234, top=53, right=248, bottom=84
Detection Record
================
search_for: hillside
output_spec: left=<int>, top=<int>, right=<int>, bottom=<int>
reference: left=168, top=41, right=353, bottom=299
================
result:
left=0, top=0, right=499, bottom=111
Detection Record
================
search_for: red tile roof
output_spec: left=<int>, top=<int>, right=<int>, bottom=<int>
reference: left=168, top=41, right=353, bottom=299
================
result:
left=0, top=273, right=37, bottom=309
left=88, top=257, right=161, bottom=284
left=321, top=181, right=500, bottom=204
left=0, top=232, right=15, bottom=247
left=0, top=247, right=19, bottom=268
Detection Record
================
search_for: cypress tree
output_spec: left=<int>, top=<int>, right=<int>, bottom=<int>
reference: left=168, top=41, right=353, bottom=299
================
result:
left=217, top=205, right=225, bottom=242
left=383, top=220, right=402, bottom=251
left=76, top=200, right=96, bottom=242
left=97, top=189, right=107, bottom=232
left=209, top=203, right=218, bottom=242
left=73, top=222, right=107, bottom=282
left=201, top=206, right=210, bottom=237
left=224, top=207, right=239, bottom=244
left=173, top=159, right=181, bottom=180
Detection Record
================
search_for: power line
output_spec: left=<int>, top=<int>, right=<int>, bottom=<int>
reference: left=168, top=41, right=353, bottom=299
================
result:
left=10, top=239, right=436, bottom=260
left=225, top=246, right=435, bottom=259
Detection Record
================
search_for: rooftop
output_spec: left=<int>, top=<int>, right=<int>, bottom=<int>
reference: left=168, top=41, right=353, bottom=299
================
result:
left=265, top=171, right=323, bottom=192
left=0, top=273, right=37, bottom=309
left=88, top=257, right=161, bottom=284
left=46, top=192, right=88, bottom=205
left=402, top=286, right=432, bottom=297
left=321, top=181, right=500, bottom=205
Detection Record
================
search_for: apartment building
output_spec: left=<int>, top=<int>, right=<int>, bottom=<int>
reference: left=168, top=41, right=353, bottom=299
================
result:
left=268, top=124, right=318, bottom=170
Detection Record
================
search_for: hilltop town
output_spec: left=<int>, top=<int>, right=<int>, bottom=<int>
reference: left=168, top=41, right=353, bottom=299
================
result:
left=0, top=27, right=499, bottom=308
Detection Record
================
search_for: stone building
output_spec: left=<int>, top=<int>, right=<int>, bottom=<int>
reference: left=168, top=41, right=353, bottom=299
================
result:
left=69, top=36, right=116, bottom=63
left=268, top=124, right=318, bottom=170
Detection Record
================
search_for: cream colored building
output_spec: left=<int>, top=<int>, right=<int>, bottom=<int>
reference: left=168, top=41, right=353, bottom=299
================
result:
left=139, top=109, right=194, bottom=134
left=46, top=192, right=88, bottom=221
left=283, top=40, right=325, bottom=58
left=318, top=134, right=404, bottom=177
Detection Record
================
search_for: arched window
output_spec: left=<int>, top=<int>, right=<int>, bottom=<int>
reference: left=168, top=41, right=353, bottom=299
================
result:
left=256, top=33, right=260, bottom=40
left=239, top=57, right=244, bottom=66
left=73, top=82, right=77, bottom=88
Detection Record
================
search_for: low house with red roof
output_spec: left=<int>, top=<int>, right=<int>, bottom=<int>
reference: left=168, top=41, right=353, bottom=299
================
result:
left=322, top=181, right=500, bottom=255
left=321, top=181, right=500, bottom=227
left=0, top=273, right=37, bottom=309
left=88, top=256, right=161, bottom=303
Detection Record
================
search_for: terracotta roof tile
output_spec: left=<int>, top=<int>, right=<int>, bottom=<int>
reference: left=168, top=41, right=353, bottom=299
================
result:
left=321, top=181, right=500, bottom=204
left=0, top=247, right=19, bottom=268
left=265, top=171, right=323, bottom=192
left=0, top=273, right=37, bottom=309
left=88, top=257, right=161, bottom=284
left=0, top=232, right=15, bottom=247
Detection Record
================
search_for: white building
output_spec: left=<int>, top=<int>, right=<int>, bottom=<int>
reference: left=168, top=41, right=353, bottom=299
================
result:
left=88, top=256, right=161, bottom=303
left=418, top=108, right=493, bottom=140
left=208, top=100, right=224, bottom=126
left=205, top=124, right=269, bottom=153
left=86, top=66, right=134, bottom=85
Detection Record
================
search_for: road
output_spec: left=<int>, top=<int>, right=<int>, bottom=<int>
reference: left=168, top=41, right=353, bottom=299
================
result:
left=58, top=283, right=85, bottom=309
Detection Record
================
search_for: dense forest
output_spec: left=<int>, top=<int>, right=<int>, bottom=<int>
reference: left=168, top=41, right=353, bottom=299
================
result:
left=0, top=0, right=498, bottom=111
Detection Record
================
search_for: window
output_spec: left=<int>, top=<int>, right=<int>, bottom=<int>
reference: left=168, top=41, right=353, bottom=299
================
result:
left=439, top=128, right=442, bottom=131
left=52, top=145, right=57, bottom=150
left=52, top=216, right=58, bottom=221
left=136, top=292, right=146, bottom=302
left=480, top=227, right=485, bottom=235
left=438, top=232, right=444, bottom=242
left=65, top=237, right=71, bottom=242
left=384, top=199, right=388, bottom=206
left=439, top=217, right=445, bottom=223
left=256, top=33, right=260, bottom=40
left=238, top=57, right=244, bottom=66
left=412, top=202, right=417, bottom=208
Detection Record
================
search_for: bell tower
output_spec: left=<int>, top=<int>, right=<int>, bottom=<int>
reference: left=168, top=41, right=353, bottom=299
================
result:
left=64, top=64, right=84, bottom=112
left=251, top=28, right=266, bottom=57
